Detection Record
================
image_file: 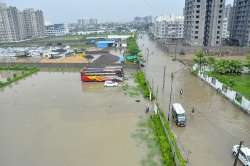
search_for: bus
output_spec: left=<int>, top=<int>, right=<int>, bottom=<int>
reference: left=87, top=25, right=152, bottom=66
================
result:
left=80, top=66, right=124, bottom=82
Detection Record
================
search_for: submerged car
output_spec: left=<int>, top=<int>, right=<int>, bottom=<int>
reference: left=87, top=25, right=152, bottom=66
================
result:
left=104, top=81, right=119, bottom=87
left=232, top=145, right=250, bottom=166
left=172, top=103, right=187, bottom=127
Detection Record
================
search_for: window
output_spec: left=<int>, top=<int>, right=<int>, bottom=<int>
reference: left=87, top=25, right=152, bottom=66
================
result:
left=195, top=36, right=198, bottom=39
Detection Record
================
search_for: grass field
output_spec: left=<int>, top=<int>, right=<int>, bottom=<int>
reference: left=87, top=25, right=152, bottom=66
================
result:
left=210, top=73, right=250, bottom=100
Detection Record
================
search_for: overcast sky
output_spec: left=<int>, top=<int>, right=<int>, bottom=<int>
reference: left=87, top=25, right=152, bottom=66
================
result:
left=2, top=0, right=234, bottom=24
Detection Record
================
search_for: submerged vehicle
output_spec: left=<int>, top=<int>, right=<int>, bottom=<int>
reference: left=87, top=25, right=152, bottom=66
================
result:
left=172, top=103, right=187, bottom=127
left=232, top=145, right=250, bottom=166
left=81, top=66, right=123, bottom=82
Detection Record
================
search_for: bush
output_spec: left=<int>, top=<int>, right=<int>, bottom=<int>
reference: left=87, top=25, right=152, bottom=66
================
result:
left=214, top=59, right=242, bottom=75
left=134, top=71, right=151, bottom=99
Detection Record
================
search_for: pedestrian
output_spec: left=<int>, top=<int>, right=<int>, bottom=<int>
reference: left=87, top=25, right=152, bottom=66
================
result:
left=192, top=107, right=195, bottom=114
left=180, top=89, right=183, bottom=96
left=145, top=106, right=149, bottom=114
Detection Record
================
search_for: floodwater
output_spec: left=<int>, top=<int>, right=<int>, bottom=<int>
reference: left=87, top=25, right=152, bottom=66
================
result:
left=0, top=71, right=147, bottom=166
left=138, top=35, right=250, bottom=166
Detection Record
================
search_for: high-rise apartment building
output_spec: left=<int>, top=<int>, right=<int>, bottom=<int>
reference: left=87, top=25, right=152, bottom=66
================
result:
left=22, top=9, right=45, bottom=39
left=184, top=0, right=225, bottom=47
left=0, top=3, right=45, bottom=43
left=230, top=0, right=250, bottom=46
left=0, top=4, right=13, bottom=42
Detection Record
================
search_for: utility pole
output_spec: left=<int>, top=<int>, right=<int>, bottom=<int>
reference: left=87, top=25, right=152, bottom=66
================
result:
left=174, top=42, right=177, bottom=61
left=162, top=66, right=166, bottom=90
left=234, top=141, right=244, bottom=166
left=168, top=73, right=174, bottom=121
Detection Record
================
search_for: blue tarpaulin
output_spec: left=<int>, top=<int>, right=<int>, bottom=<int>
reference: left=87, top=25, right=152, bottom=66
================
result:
left=118, top=55, right=125, bottom=63
left=96, top=41, right=115, bottom=48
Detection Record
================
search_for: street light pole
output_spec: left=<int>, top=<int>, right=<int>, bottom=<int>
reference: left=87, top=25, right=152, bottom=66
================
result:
left=168, top=73, right=174, bottom=121
left=162, top=66, right=166, bottom=90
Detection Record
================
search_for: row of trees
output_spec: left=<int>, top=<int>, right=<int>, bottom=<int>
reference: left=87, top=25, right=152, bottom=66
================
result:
left=127, top=37, right=140, bottom=55
left=193, top=50, right=243, bottom=74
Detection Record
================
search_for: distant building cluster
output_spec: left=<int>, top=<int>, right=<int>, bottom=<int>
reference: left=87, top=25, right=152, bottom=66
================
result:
left=150, top=16, right=184, bottom=40
left=0, top=3, right=45, bottom=43
left=133, top=16, right=152, bottom=25
left=45, top=24, right=69, bottom=36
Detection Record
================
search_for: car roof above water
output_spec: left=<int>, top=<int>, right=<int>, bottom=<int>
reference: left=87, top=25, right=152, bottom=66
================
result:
left=241, top=146, right=250, bottom=156
left=172, top=103, right=186, bottom=114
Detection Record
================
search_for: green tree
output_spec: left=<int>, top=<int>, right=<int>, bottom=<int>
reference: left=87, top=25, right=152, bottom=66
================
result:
left=127, top=37, right=140, bottom=55
left=247, top=55, right=250, bottom=68
left=207, top=57, right=216, bottom=66
left=193, top=50, right=207, bottom=68
left=214, top=59, right=242, bottom=74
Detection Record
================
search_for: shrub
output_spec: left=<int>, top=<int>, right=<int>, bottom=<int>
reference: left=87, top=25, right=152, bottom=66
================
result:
left=134, top=71, right=151, bottom=99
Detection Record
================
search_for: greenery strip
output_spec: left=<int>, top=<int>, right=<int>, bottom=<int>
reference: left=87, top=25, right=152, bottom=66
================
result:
left=0, top=65, right=39, bottom=88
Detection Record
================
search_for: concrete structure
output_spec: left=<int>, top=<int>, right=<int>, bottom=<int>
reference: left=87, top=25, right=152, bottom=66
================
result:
left=0, top=3, right=45, bottom=43
left=152, top=15, right=184, bottom=40
left=45, top=24, right=69, bottom=36
left=184, top=0, right=225, bottom=46
left=230, top=0, right=250, bottom=46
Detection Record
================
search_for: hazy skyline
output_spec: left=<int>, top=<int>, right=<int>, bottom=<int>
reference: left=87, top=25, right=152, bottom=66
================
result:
left=3, top=0, right=234, bottom=24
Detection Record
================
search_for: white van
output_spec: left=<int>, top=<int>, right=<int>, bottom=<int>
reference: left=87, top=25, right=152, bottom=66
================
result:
left=172, top=103, right=186, bottom=127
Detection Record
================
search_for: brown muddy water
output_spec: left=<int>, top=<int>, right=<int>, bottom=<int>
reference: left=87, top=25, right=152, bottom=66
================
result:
left=0, top=71, right=148, bottom=166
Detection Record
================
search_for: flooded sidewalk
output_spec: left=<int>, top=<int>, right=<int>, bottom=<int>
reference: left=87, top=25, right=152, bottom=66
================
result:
left=0, top=71, right=147, bottom=166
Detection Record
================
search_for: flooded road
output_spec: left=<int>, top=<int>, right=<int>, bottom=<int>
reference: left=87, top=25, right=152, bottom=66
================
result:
left=0, top=72, right=146, bottom=166
left=138, top=35, right=250, bottom=166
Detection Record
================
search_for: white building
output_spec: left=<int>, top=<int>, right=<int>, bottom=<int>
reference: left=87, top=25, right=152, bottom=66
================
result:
left=152, top=15, right=184, bottom=40
left=222, top=18, right=230, bottom=39
left=45, top=24, right=69, bottom=36
left=222, top=4, right=232, bottom=39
